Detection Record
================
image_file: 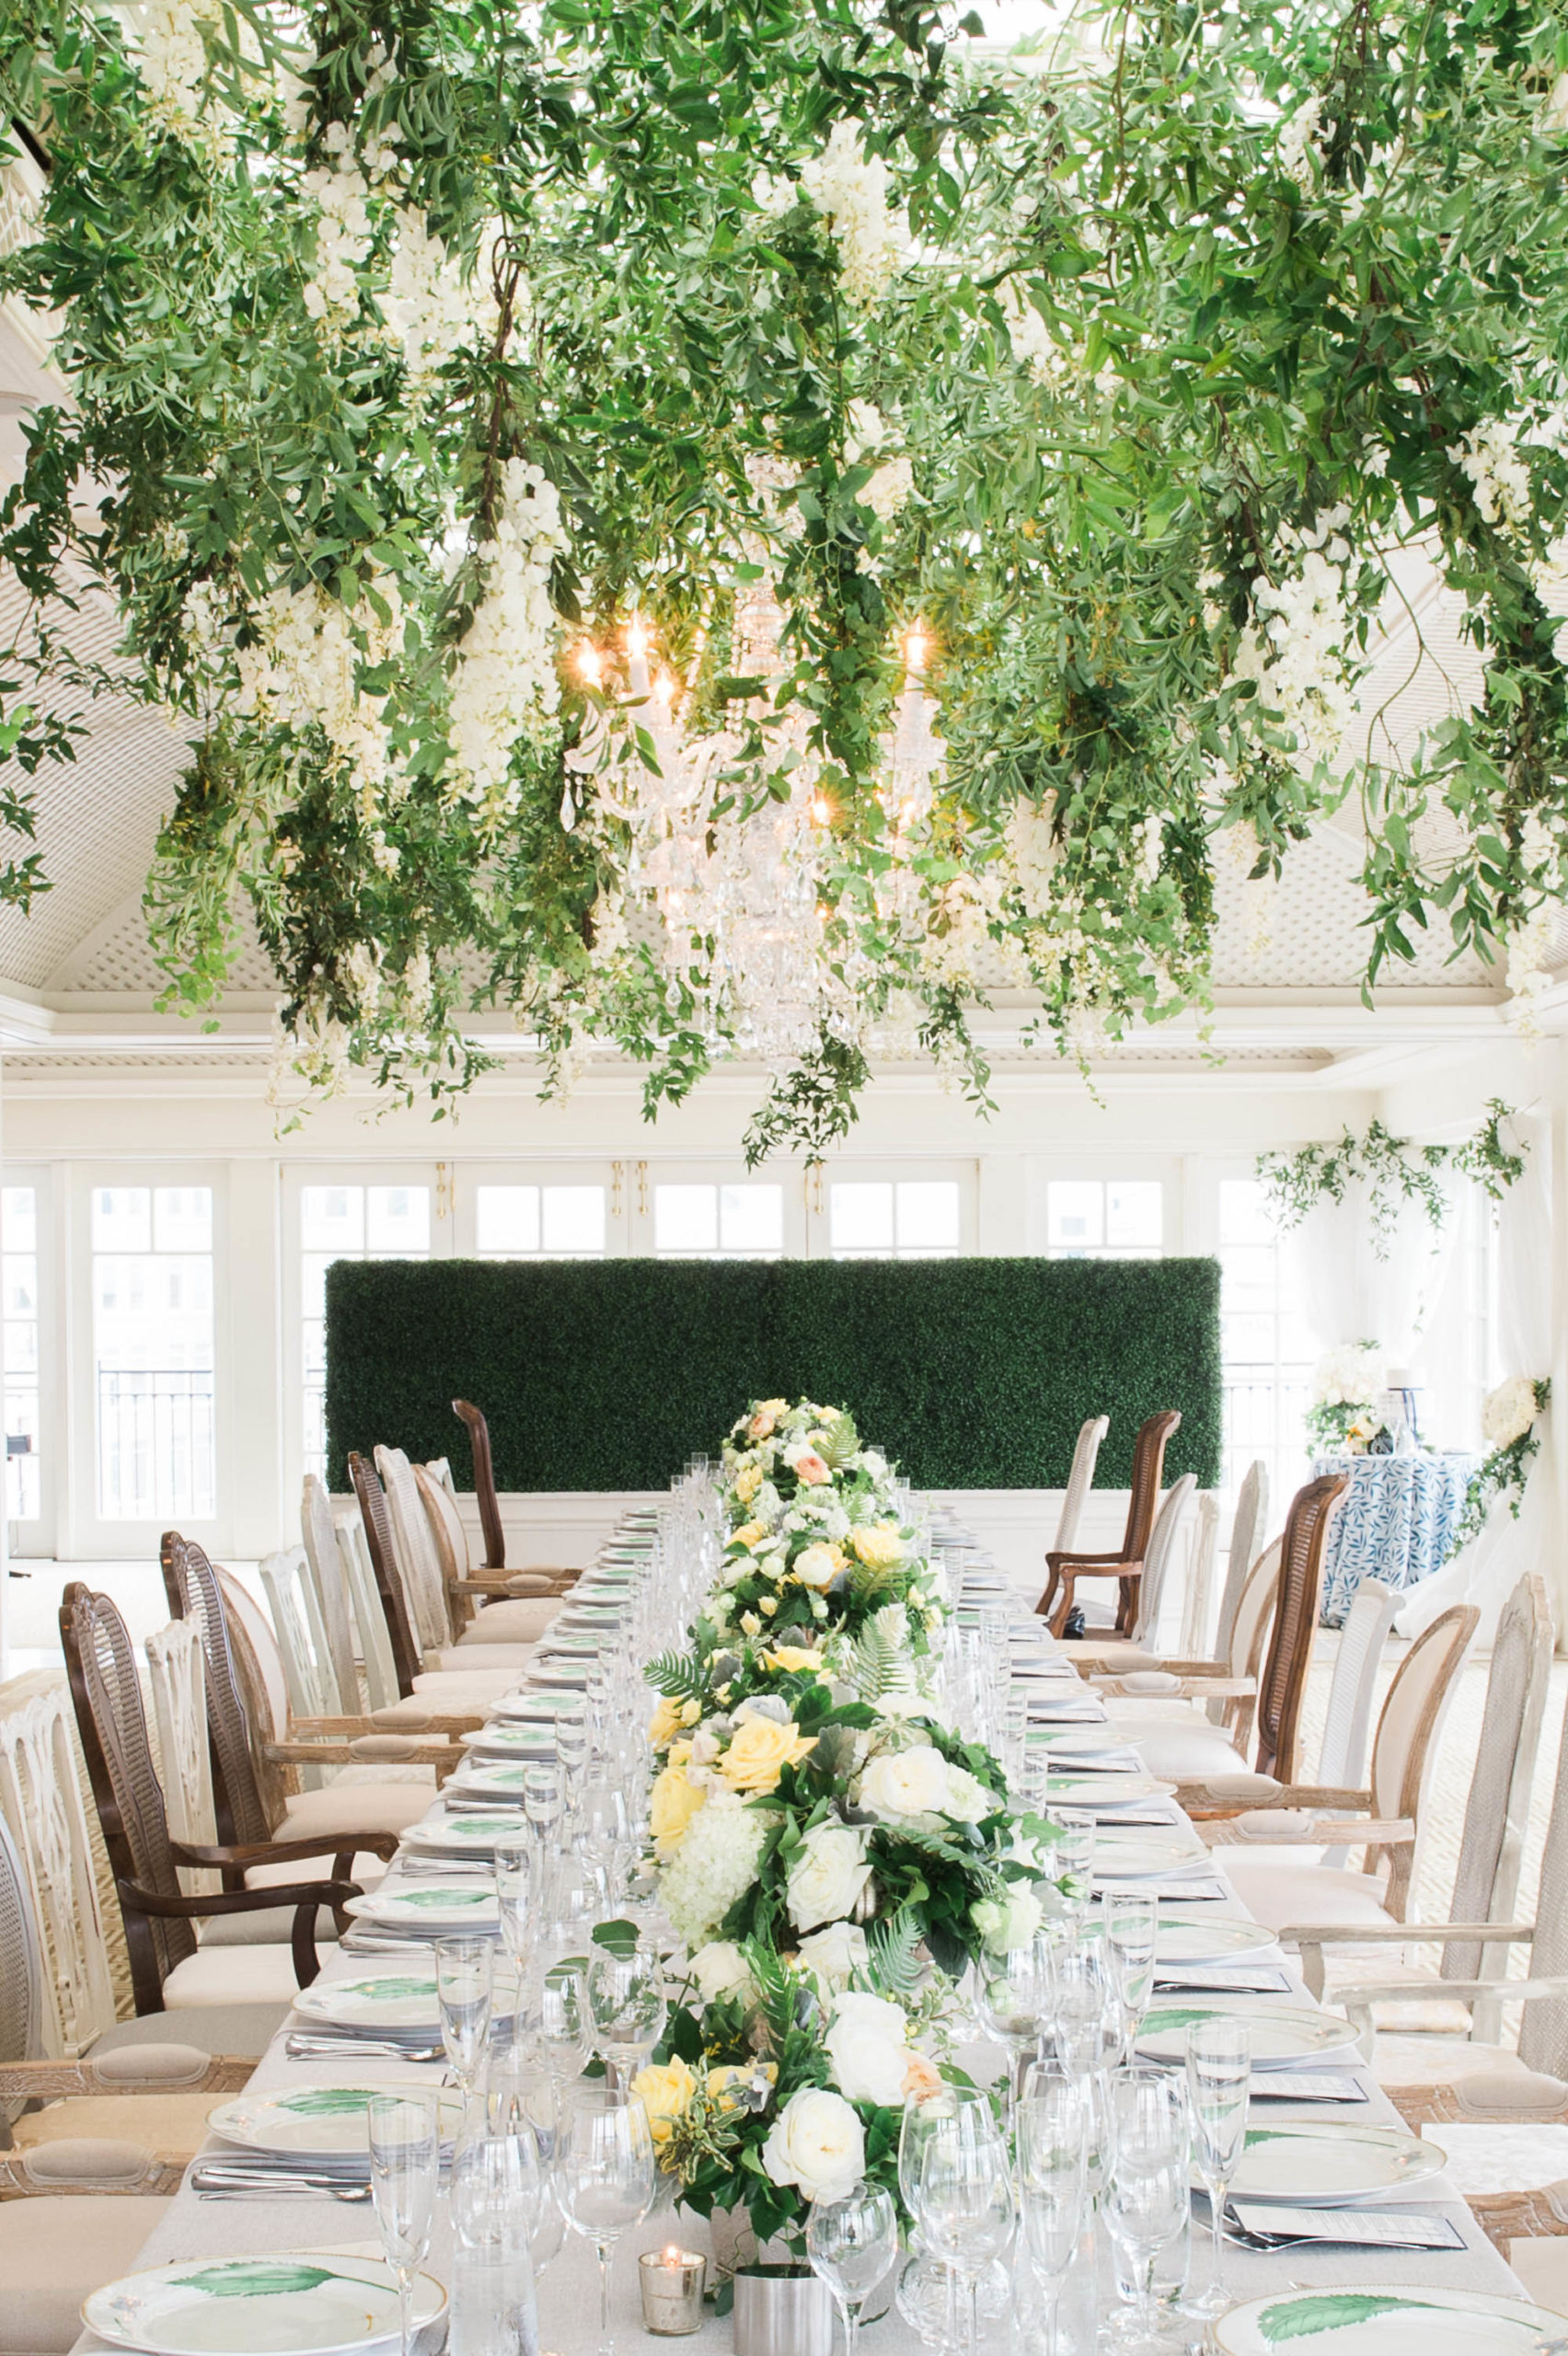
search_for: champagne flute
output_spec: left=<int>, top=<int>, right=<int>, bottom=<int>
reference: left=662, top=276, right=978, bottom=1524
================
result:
left=1185, top=2017, right=1251, bottom=2316
left=1105, top=2073, right=1188, bottom=2354
left=1015, top=2073, right=1085, bottom=2356
left=524, top=1761, right=563, bottom=1842
left=436, top=1935, right=494, bottom=2095
left=367, top=2090, right=440, bottom=2356
left=557, top=2084, right=656, bottom=2356
left=494, top=1838, right=536, bottom=1986
left=1103, top=1891, right=1159, bottom=2058
left=806, top=2179, right=899, bottom=2356
left=1047, top=1809, right=1096, bottom=1919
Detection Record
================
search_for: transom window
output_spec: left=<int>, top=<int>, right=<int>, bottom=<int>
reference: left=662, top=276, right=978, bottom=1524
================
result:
left=477, top=1184, right=605, bottom=1257
left=829, top=1181, right=961, bottom=1258
left=654, top=1184, right=783, bottom=1257
left=301, top=1184, right=431, bottom=1478
left=1047, top=1179, right=1163, bottom=1258
left=92, top=1185, right=215, bottom=1519
left=3, top=1185, right=40, bottom=1523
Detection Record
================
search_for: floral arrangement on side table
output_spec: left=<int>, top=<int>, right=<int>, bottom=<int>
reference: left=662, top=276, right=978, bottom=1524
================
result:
left=1305, top=1343, right=1388, bottom=1455
left=631, top=1398, right=1068, bottom=2277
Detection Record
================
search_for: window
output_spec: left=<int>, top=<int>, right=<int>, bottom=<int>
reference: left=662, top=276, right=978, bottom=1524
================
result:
left=1047, top=1179, right=1163, bottom=1258
left=654, top=1183, right=783, bottom=1257
left=3, top=1186, right=40, bottom=1523
left=829, top=1181, right=961, bottom=1258
left=93, top=1185, right=215, bottom=1520
left=1217, top=1177, right=1313, bottom=1502
left=301, top=1184, right=431, bottom=1478
left=477, top=1184, right=606, bottom=1257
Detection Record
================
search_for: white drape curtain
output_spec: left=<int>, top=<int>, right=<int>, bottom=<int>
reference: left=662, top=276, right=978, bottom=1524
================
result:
left=1285, top=1173, right=1458, bottom=1367
left=1397, top=1112, right=1560, bottom=1641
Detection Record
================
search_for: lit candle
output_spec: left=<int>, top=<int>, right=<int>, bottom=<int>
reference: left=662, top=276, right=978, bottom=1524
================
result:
left=639, top=2245, right=707, bottom=2336
left=905, top=623, right=927, bottom=674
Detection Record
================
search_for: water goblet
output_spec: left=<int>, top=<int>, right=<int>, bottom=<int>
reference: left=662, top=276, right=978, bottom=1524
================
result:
left=524, top=1761, right=564, bottom=1841
left=556, top=2084, right=656, bottom=2356
left=584, top=1934, right=666, bottom=2082
left=806, top=2179, right=899, bottom=2356
left=973, top=1938, right=1050, bottom=2116
left=1105, top=2072, right=1189, bottom=2355
left=916, top=2105, right=1015, bottom=2356
left=437, top=1935, right=494, bottom=2095
left=367, top=2089, right=440, bottom=2356
left=1185, top=2016, right=1251, bottom=2317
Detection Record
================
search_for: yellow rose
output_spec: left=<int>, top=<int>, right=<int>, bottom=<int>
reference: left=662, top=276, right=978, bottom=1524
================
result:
left=734, top=1463, right=764, bottom=1504
left=720, top=1715, right=816, bottom=1795
left=651, top=1762, right=708, bottom=1854
left=650, top=1695, right=683, bottom=1750
left=850, top=1524, right=905, bottom=1572
left=632, top=2056, right=697, bottom=2146
left=765, top=1643, right=824, bottom=1674
left=732, top=1520, right=768, bottom=1551
left=741, top=1611, right=762, bottom=1638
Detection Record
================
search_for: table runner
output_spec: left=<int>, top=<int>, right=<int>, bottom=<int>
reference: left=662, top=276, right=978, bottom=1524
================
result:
left=69, top=1504, right=1525, bottom=2356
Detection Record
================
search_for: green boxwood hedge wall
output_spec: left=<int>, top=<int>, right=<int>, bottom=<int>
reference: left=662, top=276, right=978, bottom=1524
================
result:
left=325, top=1255, right=1222, bottom=1493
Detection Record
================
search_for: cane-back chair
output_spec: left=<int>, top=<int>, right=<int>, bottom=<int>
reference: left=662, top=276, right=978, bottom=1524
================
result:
left=347, top=1452, right=518, bottom=1720
left=1038, top=1409, right=1182, bottom=1636
left=1252, top=1470, right=1346, bottom=1781
left=60, top=1584, right=356, bottom=2012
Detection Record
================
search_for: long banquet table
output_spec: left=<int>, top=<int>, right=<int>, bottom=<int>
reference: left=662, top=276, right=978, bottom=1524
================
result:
left=70, top=1506, right=1527, bottom=2356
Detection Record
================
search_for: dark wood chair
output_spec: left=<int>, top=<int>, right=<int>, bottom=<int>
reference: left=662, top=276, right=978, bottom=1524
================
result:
left=60, top=1583, right=356, bottom=2012
left=1252, top=1470, right=1346, bottom=1780
left=1037, top=1409, right=1182, bottom=1636
left=450, top=1399, right=581, bottom=1585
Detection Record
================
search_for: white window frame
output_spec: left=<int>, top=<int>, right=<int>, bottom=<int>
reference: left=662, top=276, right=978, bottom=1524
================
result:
left=450, top=1161, right=624, bottom=1259
left=2, top=1165, right=54, bottom=1559
left=629, top=1161, right=808, bottom=1257
left=810, top=1160, right=977, bottom=1258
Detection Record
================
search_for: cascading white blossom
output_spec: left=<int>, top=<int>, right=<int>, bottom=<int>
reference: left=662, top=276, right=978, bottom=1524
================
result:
left=302, top=136, right=374, bottom=326
left=1531, top=532, right=1568, bottom=666
left=224, top=573, right=402, bottom=824
left=1277, top=96, right=1324, bottom=191
left=385, top=214, right=501, bottom=392
left=843, top=402, right=913, bottom=520
left=1006, top=792, right=1059, bottom=919
left=445, top=457, right=568, bottom=812
left=1235, top=508, right=1360, bottom=780
left=1448, top=419, right=1532, bottom=529
left=799, top=122, right=901, bottom=305
left=1219, top=814, right=1278, bottom=958
left=1505, top=816, right=1561, bottom=1037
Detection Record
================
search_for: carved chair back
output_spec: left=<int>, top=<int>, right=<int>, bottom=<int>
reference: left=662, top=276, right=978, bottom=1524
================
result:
left=349, top=1450, right=422, bottom=1696
left=300, top=1473, right=361, bottom=1709
left=160, top=1532, right=272, bottom=1850
left=144, top=1621, right=221, bottom=1897
left=1445, top=1571, right=1553, bottom=1988
left=1053, top=1416, right=1109, bottom=1554
left=0, top=1811, right=43, bottom=2129
left=376, top=1443, right=456, bottom=1650
left=1367, top=1602, right=1480, bottom=1921
left=453, top=1399, right=507, bottom=1570
left=0, top=1670, right=117, bottom=2059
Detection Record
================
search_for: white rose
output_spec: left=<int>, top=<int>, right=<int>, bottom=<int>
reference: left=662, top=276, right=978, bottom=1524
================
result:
left=825, top=1991, right=911, bottom=2105
left=787, top=1820, right=872, bottom=1931
left=794, top=1542, right=843, bottom=1591
left=859, top=1744, right=951, bottom=1821
left=971, top=1886, right=1044, bottom=1954
left=688, top=1940, right=755, bottom=2004
left=796, top=1920, right=870, bottom=1991
left=762, top=2086, right=866, bottom=2203
left=1483, top=1375, right=1540, bottom=1452
left=942, top=1765, right=995, bottom=1823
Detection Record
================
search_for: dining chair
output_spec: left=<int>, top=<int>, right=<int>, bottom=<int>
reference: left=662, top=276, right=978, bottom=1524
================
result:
left=375, top=1443, right=539, bottom=1673
left=413, top=1461, right=571, bottom=1645
left=1038, top=1408, right=1182, bottom=1635
left=1178, top=1490, right=1221, bottom=1662
left=1052, top=1415, right=1109, bottom=1554
left=1094, top=1536, right=1283, bottom=1777
left=299, top=1472, right=386, bottom=1710
left=1207, top=1461, right=1268, bottom=1716
left=1125, top=1472, right=1197, bottom=1648
left=60, top=1583, right=357, bottom=2013
left=346, top=1450, right=528, bottom=1719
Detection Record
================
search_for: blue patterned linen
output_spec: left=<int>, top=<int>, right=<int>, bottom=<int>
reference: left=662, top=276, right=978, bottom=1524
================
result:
left=1310, top=1451, right=1476, bottom=1626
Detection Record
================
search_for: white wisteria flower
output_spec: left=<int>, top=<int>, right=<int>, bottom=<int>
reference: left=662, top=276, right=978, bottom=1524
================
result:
left=762, top=2086, right=865, bottom=2203
left=385, top=213, right=497, bottom=393
left=1277, top=95, right=1323, bottom=191
left=445, top=457, right=568, bottom=813
left=799, top=121, right=901, bottom=305
left=1482, top=1374, right=1543, bottom=1452
left=1448, top=419, right=1532, bottom=530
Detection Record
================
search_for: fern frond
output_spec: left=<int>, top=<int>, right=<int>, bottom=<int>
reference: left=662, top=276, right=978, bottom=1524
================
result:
left=815, top=1410, right=860, bottom=1469
left=643, top=1649, right=710, bottom=1703
left=846, top=1605, right=917, bottom=1704
left=867, top=1906, right=924, bottom=1994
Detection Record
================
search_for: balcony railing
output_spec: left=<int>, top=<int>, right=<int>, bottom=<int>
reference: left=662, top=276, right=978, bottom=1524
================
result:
left=98, top=1367, right=215, bottom=1521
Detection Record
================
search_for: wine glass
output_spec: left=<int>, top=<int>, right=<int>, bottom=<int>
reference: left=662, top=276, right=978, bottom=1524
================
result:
left=896, top=2086, right=992, bottom=2345
left=1047, top=1809, right=1096, bottom=1918
left=1014, top=2072, right=1085, bottom=2356
left=436, top=1935, right=494, bottom=2095
left=579, top=1784, right=631, bottom=1904
left=556, top=2084, right=656, bottom=2356
left=367, top=2090, right=440, bottom=2356
left=1053, top=1941, right=1115, bottom=2083
left=1103, top=1892, right=1159, bottom=2058
left=973, top=1938, right=1050, bottom=2118
left=494, top=1838, right=536, bottom=1982
left=524, top=1761, right=564, bottom=1841
left=584, top=1934, right=666, bottom=2082
left=916, top=2106, right=1015, bottom=2356
left=806, top=2179, right=899, bottom=2356
left=1185, top=2016, right=1251, bottom=2316
left=1105, top=2073, right=1189, bottom=2354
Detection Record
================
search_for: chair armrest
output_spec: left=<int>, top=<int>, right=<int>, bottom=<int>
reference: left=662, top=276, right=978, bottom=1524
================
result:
left=0, top=2051, right=252, bottom=2099
left=1268, top=1784, right=1377, bottom=1811
left=0, top=2142, right=184, bottom=2199
left=124, top=1875, right=359, bottom=1919
left=1289, top=1922, right=1535, bottom=1948
left=1173, top=1775, right=1283, bottom=1813
left=174, top=1831, right=396, bottom=1868
left=1101, top=1674, right=1253, bottom=1700
left=1341, top=1970, right=1568, bottom=2009
left=1045, top=1550, right=1136, bottom=1572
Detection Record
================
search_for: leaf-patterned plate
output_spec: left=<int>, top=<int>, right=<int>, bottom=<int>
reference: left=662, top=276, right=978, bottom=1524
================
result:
left=1045, top=1773, right=1176, bottom=1809
left=291, top=1971, right=442, bottom=2029
left=443, top=1762, right=534, bottom=1803
left=1136, top=1999, right=1358, bottom=2065
left=1225, top=2123, right=1446, bottom=2205
left=84, top=2251, right=446, bottom=2356
left=343, top=1880, right=500, bottom=1932
left=207, top=2085, right=464, bottom=2158
left=1214, top=2286, right=1568, bottom=2352
left=400, top=1813, right=529, bottom=1858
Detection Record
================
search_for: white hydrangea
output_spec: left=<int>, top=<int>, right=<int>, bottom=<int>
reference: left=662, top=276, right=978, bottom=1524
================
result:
left=659, top=1788, right=774, bottom=1947
left=800, top=123, right=901, bottom=305
left=1235, top=512, right=1359, bottom=780
left=1278, top=96, right=1323, bottom=191
left=1312, top=1342, right=1382, bottom=1408
left=1482, top=1375, right=1542, bottom=1452
left=1448, top=420, right=1532, bottom=530
left=445, top=457, right=568, bottom=812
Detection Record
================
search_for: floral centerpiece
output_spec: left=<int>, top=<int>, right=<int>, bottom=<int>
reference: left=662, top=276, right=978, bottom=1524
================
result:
left=1446, top=1376, right=1552, bottom=1558
left=1305, top=1343, right=1387, bottom=1454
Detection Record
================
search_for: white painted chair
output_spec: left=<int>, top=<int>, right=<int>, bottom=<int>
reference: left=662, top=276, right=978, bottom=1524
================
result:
left=414, top=1460, right=567, bottom=1645
left=0, top=1673, right=117, bottom=2062
left=1053, top=1415, right=1109, bottom=1553
left=374, top=1442, right=536, bottom=1678
left=1208, top=1461, right=1268, bottom=1724
left=144, top=1622, right=221, bottom=1895
left=1313, top=1576, right=1401, bottom=1868
left=1179, top=1491, right=1222, bottom=1662
left=1097, top=1536, right=1282, bottom=1777
left=1127, top=1472, right=1197, bottom=1646
left=298, top=1472, right=363, bottom=1711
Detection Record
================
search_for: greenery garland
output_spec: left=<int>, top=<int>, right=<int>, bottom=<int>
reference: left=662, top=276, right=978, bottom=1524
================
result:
left=1257, top=1101, right=1528, bottom=1253
left=6, top=7, right=1568, bottom=1153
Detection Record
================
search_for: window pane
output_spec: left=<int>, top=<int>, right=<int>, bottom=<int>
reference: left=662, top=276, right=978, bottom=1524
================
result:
left=1047, top=1181, right=1102, bottom=1252
left=1105, top=1180, right=1161, bottom=1251
left=655, top=1185, right=718, bottom=1253
left=895, top=1182, right=960, bottom=1251
left=153, top=1186, right=213, bottom=1252
left=541, top=1186, right=605, bottom=1254
left=4, top=1318, right=37, bottom=1376
left=2, top=1187, right=36, bottom=1253
left=831, top=1183, right=894, bottom=1252
left=478, top=1186, right=541, bottom=1254
left=719, top=1184, right=783, bottom=1253
left=367, top=1185, right=430, bottom=1253
left=3, top=1253, right=35, bottom=1320
left=92, top=1186, right=150, bottom=1253
left=301, top=1185, right=364, bottom=1253
left=1218, top=1178, right=1273, bottom=1248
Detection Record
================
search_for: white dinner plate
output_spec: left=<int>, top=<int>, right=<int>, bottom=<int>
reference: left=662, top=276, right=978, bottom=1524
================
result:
left=1226, top=2123, right=1447, bottom=2205
left=343, top=1881, right=500, bottom=1932
left=459, top=1723, right=556, bottom=1755
left=1046, top=1773, right=1175, bottom=1809
left=208, top=2085, right=464, bottom=2159
left=443, top=1762, right=535, bottom=1803
left=1090, top=1830, right=1207, bottom=1876
left=400, top=1814, right=528, bottom=1859
left=1214, top=2286, right=1568, bottom=2353
left=83, top=2252, right=446, bottom=2356
left=291, top=1971, right=442, bottom=2029
left=1136, top=1999, right=1357, bottom=2065
left=1151, top=1911, right=1280, bottom=1965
